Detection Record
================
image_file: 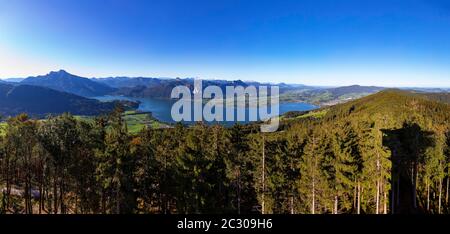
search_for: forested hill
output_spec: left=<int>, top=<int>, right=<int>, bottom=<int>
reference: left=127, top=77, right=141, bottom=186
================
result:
left=322, top=89, right=450, bottom=122
left=0, top=83, right=136, bottom=118
left=282, top=89, right=450, bottom=126
left=0, top=89, right=449, bottom=214
left=277, top=89, right=450, bottom=214
left=418, top=92, right=450, bottom=104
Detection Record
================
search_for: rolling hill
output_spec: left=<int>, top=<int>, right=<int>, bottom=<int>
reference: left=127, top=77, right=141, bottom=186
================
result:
left=320, top=89, right=450, bottom=125
left=280, top=85, right=386, bottom=105
left=281, top=89, right=450, bottom=131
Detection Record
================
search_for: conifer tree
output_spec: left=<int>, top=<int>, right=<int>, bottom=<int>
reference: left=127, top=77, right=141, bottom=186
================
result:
left=298, top=125, right=328, bottom=214
left=96, top=106, right=135, bottom=214
left=357, top=120, right=391, bottom=214
left=324, top=122, right=360, bottom=214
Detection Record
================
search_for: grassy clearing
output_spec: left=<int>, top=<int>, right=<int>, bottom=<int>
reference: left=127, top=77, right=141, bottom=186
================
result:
left=295, top=109, right=328, bottom=119
left=73, top=111, right=170, bottom=134
left=280, top=109, right=329, bottom=122
left=2, top=112, right=167, bottom=136
left=123, top=112, right=151, bottom=134
left=121, top=111, right=170, bottom=134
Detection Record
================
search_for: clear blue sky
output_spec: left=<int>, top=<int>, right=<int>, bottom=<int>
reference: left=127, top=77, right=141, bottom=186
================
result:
left=1, top=0, right=449, bottom=87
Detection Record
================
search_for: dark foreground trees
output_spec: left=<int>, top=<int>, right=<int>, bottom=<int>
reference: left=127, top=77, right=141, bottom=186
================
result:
left=0, top=91, right=449, bottom=214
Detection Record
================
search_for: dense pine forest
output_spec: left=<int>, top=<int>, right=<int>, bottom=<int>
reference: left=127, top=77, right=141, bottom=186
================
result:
left=0, top=90, right=449, bottom=214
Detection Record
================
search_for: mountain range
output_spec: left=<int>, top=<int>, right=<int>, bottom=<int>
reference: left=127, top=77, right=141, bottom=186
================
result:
left=0, top=70, right=448, bottom=118
left=21, top=70, right=116, bottom=97
left=0, top=70, right=402, bottom=100
left=11, top=70, right=388, bottom=99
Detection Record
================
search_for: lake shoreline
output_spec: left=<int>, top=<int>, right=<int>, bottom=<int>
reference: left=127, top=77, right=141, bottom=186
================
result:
left=93, top=95, right=318, bottom=125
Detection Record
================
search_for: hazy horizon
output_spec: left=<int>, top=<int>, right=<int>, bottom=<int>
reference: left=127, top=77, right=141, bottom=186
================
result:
left=1, top=69, right=450, bottom=89
left=1, top=0, right=450, bottom=87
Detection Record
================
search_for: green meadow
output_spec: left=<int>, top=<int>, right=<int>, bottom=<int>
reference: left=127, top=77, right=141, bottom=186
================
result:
left=1, top=111, right=169, bottom=136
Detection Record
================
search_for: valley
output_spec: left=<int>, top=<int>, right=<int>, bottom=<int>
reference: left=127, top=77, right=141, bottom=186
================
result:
left=1, top=70, right=448, bottom=135
left=75, top=110, right=172, bottom=134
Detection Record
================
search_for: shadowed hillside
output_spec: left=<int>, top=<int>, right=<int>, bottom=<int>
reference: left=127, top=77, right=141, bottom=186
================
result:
left=0, top=83, right=136, bottom=117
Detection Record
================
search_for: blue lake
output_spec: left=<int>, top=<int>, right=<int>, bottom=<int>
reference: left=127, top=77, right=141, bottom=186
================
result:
left=94, top=95, right=318, bottom=124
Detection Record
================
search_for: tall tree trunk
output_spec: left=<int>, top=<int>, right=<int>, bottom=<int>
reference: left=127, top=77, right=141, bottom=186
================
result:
left=28, top=177, right=32, bottom=214
left=361, top=187, right=364, bottom=213
left=439, top=177, right=443, bottom=214
left=261, top=135, right=265, bottom=215
left=45, top=186, right=50, bottom=214
left=353, top=178, right=357, bottom=210
left=334, top=195, right=338, bottom=214
left=163, top=154, right=168, bottom=214
left=116, top=182, right=121, bottom=214
left=376, top=179, right=380, bottom=214
left=311, top=136, right=317, bottom=215
left=39, top=178, right=43, bottom=214
left=426, top=178, right=430, bottom=211
left=5, top=165, right=10, bottom=210
left=53, top=175, right=58, bottom=214
left=391, top=177, right=395, bottom=214
left=383, top=188, right=387, bottom=214
left=24, top=182, right=29, bottom=214
left=237, top=169, right=241, bottom=215
left=357, top=181, right=360, bottom=214
left=446, top=176, right=449, bottom=205
left=312, top=177, right=315, bottom=214
left=290, top=158, right=295, bottom=215
left=376, top=152, right=380, bottom=214
left=60, top=180, right=65, bottom=214
left=290, top=196, right=294, bottom=214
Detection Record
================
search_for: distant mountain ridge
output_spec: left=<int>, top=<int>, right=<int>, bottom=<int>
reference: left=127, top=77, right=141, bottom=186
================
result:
left=9, top=70, right=449, bottom=107
left=16, top=70, right=312, bottom=99
left=92, top=77, right=174, bottom=88
left=279, top=84, right=386, bottom=105
left=94, top=76, right=305, bottom=98
left=3, top=78, right=25, bottom=83
left=21, top=70, right=116, bottom=97
left=101, top=77, right=287, bottom=98
left=326, top=85, right=385, bottom=96
left=7, top=70, right=391, bottom=106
